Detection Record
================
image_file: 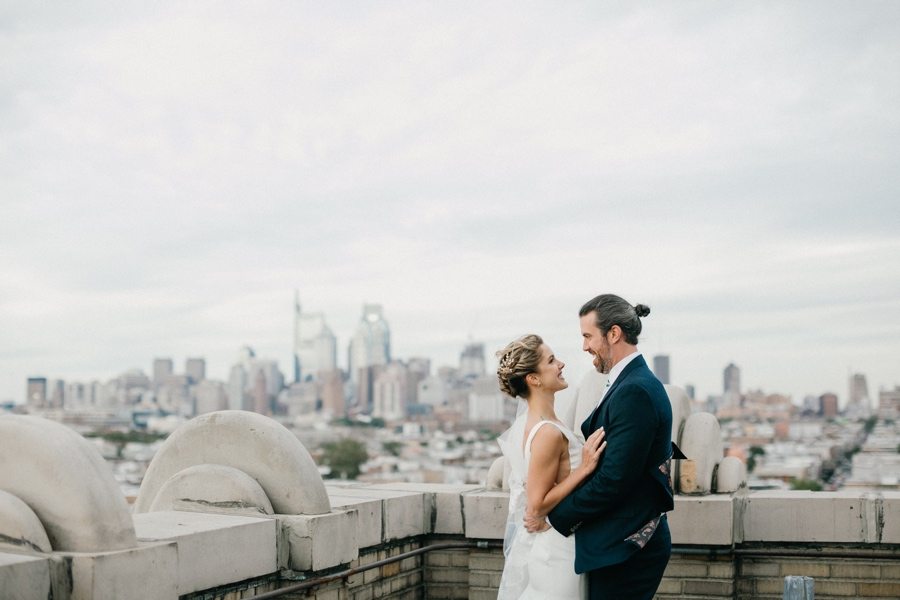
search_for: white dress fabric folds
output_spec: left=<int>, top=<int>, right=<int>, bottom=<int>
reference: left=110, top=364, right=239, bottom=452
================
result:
left=496, top=416, right=587, bottom=599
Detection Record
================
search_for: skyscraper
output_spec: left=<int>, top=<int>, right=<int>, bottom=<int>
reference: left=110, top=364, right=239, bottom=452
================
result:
left=848, top=373, right=870, bottom=416
left=153, top=358, right=173, bottom=387
left=652, top=354, right=670, bottom=385
left=723, top=362, right=741, bottom=408
left=185, top=358, right=206, bottom=384
left=293, top=293, right=338, bottom=383
left=26, top=377, right=47, bottom=411
left=348, top=303, right=391, bottom=382
left=459, top=342, right=486, bottom=380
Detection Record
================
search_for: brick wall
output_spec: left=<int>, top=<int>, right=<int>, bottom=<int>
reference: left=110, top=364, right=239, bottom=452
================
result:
left=736, top=554, right=900, bottom=600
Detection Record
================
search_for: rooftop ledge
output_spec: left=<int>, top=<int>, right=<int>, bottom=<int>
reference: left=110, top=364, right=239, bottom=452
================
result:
left=2, top=411, right=899, bottom=599
left=2, top=485, right=899, bottom=599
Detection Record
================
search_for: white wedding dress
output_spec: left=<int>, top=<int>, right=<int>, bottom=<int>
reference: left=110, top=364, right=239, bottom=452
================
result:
left=497, top=417, right=587, bottom=599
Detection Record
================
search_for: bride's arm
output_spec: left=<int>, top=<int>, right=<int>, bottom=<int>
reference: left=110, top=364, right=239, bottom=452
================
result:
left=525, top=427, right=606, bottom=519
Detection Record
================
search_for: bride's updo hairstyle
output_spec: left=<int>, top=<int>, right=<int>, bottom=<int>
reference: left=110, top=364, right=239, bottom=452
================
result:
left=496, top=334, right=543, bottom=399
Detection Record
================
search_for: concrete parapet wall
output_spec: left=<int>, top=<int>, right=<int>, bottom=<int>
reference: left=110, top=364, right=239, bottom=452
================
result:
left=3, top=482, right=899, bottom=599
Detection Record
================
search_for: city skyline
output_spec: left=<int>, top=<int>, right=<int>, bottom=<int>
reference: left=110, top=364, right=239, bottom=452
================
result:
left=2, top=3, right=899, bottom=406
left=8, top=294, right=890, bottom=411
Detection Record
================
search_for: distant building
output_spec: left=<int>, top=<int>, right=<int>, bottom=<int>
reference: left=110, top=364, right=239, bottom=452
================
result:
left=652, top=354, right=670, bottom=385
left=194, top=380, right=227, bottom=415
left=847, top=373, right=871, bottom=418
left=319, top=369, right=346, bottom=417
left=293, top=293, right=338, bottom=383
left=373, top=362, right=409, bottom=421
left=227, top=364, right=248, bottom=411
left=348, top=304, right=391, bottom=382
left=467, top=376, right=505, bottom=422
left=723, top=363, right=741, bottom=408
left=152, top=358, right=173, bottom=387
left=253, top=368, right=269, bottom=415
left=26, top=377, right=47, bottom=411
left=820, top=392, right=839, bottom=418
left=48, top=379, right=64, bottom=409
left=227, top=347, right=284, bottom=413
left=185, top=358, right=206, bottom=384
left=878, top=386, right=900, bottom=417
left=459, top=343, right=486, bottom=379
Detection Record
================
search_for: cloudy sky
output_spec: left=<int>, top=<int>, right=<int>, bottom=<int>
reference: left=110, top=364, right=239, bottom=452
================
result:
left=2, top=1, right=899, bottom=407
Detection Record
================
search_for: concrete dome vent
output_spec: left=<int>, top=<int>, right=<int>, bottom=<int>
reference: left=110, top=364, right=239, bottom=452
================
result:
left=134, top=410, right=330, bottom=515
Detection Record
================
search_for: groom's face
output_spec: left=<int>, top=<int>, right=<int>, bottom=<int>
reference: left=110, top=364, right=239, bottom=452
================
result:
left=580, top=312, right=613, bottom=374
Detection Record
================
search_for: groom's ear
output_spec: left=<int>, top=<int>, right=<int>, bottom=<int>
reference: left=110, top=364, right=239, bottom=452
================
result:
left=607, top=325, right=622, bottom=343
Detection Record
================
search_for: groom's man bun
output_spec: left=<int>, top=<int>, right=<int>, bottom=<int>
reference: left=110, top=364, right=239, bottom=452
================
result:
left=580, top=294, right=650, bottom=345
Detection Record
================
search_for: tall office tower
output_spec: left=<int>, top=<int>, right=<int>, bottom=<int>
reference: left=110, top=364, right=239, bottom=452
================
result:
left=820, top=392, right=839, bottom=418
left=64, top=382, right=86, bottom=409
left=49, top=379, right=65, bottom=409
left=293, top=294, right=338, bottom=383
left=348, top=304, right=391, bottom=382
left=372, top=362, right=409, bottom=421
left=26, top=377, right=47, bottom=411
left=405, top=357, right=431, bottom=405
left=723, top=362, right=741, bottom=407
left=848, top=373, right=871, bottom=416
left=227, top=364, right=248, bottom=411
left=652, top=354, right=671, bottom=385
left=185, top=358, right=206, bottom=384
left=319, top=369, right=346, bottom=418
left=253, top=368, right=269, bottom=415
left=459, top=343, right=486, bottom=379
left=153, top=358, right=174, bottom=386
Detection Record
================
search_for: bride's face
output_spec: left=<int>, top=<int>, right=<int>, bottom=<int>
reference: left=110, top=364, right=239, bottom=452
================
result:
left=531, top=344, right=568, bottom=393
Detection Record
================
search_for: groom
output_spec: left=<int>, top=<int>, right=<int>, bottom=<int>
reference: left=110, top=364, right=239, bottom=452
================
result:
left=527, top=293, right=679, bottom=599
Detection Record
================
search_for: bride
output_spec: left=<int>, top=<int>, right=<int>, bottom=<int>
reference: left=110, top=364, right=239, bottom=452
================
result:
left=495, top=334, right=606, bottom=599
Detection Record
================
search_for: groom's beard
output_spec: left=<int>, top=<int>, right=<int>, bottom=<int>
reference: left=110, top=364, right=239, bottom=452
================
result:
left=593, top=355, right=612, bottom=374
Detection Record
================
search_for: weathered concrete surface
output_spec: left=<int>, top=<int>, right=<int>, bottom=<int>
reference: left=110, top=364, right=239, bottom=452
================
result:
left=367, top=482, right=481, bottom=535
left=135, top=410, right=329, bottom=515
left=664, top=384, right=692, bottom=447
left=322, top=487, right=427, bottom=541
left=279, top=509, right=358, bottom=571
left=133, top=510, right=276, bottom=595
left=0, top=415, right=137, bottom=552
left=326, top=493, right=383, bottom=549
left=462, top=490, right=507, bottom=539
left=664, top=384, right=692, bottom=494
left=485, top=457, right=506, bottom=491
left=715, top=456, right=747, bottom=493
left=0, top=489, right=52, bottom=553
left=679, top=412, right=723, bottom=495
left=0, top=552, right=51, bottom=600
left=63, top=541, right=177, bottom=600
left=742, top=491, right=869, bottom=543
left=669, top=494, right=735, bottom=546
left=149, top=463, right=274, bottom=515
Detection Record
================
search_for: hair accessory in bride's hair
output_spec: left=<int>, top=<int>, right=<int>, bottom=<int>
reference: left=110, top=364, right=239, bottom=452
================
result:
left=497, top=351, right=515, bottom=377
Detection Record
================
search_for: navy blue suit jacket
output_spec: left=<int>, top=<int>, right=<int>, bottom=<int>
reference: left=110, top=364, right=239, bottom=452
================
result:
left=548, top=355, right=675, bottom=574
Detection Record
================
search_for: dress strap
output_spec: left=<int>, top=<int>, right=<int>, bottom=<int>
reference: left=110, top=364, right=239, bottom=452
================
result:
left=524, top=420, right=566, bottom=462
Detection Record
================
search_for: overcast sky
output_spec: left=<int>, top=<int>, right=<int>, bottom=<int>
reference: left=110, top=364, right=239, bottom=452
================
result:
left=2, top=1, right=899, bottom=407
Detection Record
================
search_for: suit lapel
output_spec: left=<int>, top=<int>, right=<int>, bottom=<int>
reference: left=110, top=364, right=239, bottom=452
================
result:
left=581, top=356, right=648, bottom=436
